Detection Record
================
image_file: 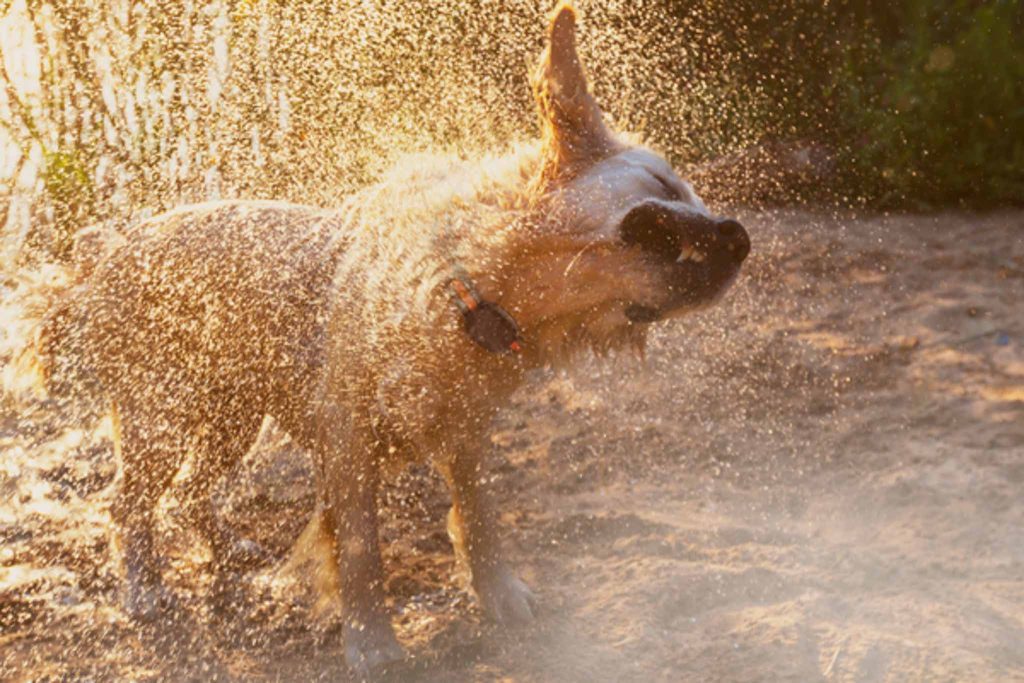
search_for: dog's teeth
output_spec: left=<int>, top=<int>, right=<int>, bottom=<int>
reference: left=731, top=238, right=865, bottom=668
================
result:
left=677, top=245, right=695, bottom=263
left=677, top=245, right=706, bottom=263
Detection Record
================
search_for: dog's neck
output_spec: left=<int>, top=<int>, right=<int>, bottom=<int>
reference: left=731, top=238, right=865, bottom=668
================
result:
left=454, top=216, right=648, bottom=365
left=341, top=148, right=645, bottom=366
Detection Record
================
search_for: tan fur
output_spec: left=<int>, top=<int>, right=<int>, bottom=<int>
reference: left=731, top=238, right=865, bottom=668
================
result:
left=18, top=3, right=747, bottom=674
left=531, top=2, right=619, bottom=188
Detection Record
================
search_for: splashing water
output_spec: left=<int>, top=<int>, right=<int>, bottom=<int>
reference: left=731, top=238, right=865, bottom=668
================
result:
left=0, top=0, right=790, bottom=402
left=0, top=4, right=775, bottom=676
left=4, top=2, right=1021, bottom=682
left=0, top=0, right=791, bottom=267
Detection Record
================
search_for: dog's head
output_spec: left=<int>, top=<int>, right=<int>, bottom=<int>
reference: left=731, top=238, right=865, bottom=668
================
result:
left=506, top=3, right=749, bottom=356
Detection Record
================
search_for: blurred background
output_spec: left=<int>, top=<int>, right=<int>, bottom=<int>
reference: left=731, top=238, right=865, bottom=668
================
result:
left=1, top=0, right=1022, bottom=267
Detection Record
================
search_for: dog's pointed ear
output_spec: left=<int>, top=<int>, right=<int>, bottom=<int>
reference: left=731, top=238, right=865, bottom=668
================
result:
left=532, top=2, right=615, bottom=186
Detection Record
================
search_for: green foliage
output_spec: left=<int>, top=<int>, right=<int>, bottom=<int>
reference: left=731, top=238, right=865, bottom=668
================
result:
left=38, top=149, right=95, bottom=259
left=835, top=0, right=1024, bottom=206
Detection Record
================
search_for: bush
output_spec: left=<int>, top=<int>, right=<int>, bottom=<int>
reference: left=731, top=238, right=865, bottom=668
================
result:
left=835, top=0, right=1024, bottom=206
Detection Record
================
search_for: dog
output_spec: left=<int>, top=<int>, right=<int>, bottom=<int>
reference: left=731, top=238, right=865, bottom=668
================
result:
left=26, top=2, right=749, bottom=675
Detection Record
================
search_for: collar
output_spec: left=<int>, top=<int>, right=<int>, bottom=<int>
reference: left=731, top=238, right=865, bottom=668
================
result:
left=449, top=278, right=523, bottom=355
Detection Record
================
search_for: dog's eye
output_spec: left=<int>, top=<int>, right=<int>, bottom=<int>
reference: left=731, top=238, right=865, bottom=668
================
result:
left=651, top=174, right=682, bottom=201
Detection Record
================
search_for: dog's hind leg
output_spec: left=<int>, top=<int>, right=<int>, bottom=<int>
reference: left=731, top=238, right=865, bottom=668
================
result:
left=178, top=407, right=265, bottom=607
left=110, top=401, right=189, bottom=621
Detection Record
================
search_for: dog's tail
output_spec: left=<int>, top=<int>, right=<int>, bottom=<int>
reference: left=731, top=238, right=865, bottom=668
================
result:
left=2, top=224, right=122, bottom=406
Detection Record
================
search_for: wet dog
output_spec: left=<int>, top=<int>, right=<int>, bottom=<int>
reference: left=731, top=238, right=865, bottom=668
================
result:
left=28, top=1, right=749, bottom=675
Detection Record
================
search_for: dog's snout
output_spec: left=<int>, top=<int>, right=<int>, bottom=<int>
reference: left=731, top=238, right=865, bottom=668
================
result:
left=717, top=218, right=750, bottom=264
left=621, top=202, right=750, bottom=268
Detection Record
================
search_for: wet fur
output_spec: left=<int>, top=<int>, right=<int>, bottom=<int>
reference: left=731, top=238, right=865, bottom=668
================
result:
left=17, top=2, right=747, bottom=675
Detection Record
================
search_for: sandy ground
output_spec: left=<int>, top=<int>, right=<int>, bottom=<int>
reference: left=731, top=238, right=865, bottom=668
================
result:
left=1, top=209, right=1022, bottom=682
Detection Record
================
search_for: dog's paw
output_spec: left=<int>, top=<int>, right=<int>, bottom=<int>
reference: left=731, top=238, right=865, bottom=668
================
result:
left=476, top=566, right=537, bottom=627
left=343, top=618, right=406, bottom=680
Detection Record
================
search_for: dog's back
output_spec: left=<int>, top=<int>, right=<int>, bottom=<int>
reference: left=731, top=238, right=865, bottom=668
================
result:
left=38, top=200, right=345, bottom=437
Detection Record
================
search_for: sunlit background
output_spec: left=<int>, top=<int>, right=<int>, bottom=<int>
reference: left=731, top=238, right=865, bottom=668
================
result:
left=2, top=0, right=1021, bottom=267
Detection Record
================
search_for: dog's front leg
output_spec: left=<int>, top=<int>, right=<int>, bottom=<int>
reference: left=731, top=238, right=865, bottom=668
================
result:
left=315, top=406, right=404, bottom=677
left=443, top=445, right=537, bottom=626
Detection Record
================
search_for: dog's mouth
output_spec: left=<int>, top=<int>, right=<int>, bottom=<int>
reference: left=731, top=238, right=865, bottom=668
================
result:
left=622, top=249, right=745, bottom=325
left=625, top=249, right=745, bottom=325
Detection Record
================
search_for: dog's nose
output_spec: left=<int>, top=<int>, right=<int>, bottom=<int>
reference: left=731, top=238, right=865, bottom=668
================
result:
left=717, top=219, right=750, bottom=264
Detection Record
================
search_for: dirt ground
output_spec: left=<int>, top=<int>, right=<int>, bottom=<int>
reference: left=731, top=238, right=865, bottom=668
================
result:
left=1, top=209, right=1022, bottom=682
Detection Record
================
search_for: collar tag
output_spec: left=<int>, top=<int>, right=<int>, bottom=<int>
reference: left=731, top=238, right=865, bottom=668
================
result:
left=448, top=278, right=523, bottom=355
